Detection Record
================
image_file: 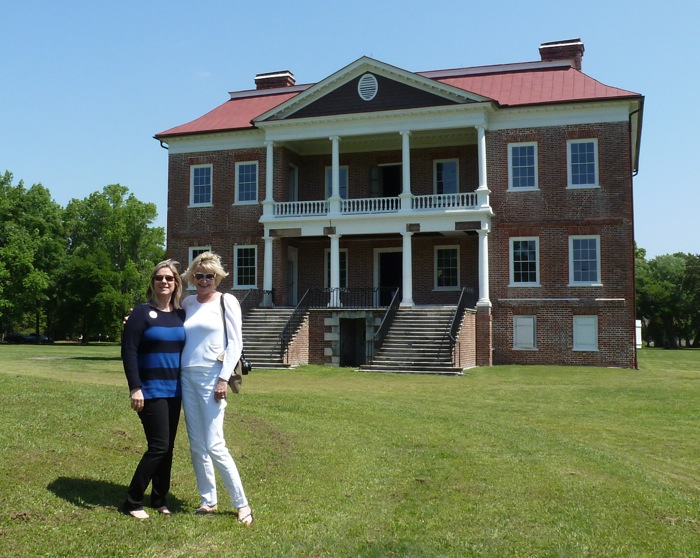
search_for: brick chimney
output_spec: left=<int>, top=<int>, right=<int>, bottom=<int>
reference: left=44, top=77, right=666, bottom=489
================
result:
left=539, top=39, right=585, bottom=70
left=254, top=70, right=296, bottom=90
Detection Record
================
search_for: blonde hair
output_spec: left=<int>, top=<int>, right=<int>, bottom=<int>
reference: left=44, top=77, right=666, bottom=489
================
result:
left=146, top=259, right=183, bottom=309
left=182, top=251, right=229, bottom=288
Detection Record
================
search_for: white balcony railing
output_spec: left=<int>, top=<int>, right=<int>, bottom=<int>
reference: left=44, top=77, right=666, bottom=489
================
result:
left=341, top=196, right=401, bottom=214
left=273, top=200, right=329, bottom=217
left=272, top=192, right=480, bottom=218
left=412, top=192, right=479, bottom=210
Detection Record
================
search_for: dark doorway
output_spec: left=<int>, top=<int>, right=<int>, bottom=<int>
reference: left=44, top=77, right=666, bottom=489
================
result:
left=340, top=318, right=366, bottom=366
left=380, top=165, right=402, bottom=197
left=379, top=251, right=402, bottom=306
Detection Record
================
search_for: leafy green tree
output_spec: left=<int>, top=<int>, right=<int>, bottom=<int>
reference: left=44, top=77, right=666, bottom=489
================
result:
left=0, top=171, right=65, bottom=338
left=636, top=248, right=699, bottom=348
left=57, top=184, right=165, bottom=341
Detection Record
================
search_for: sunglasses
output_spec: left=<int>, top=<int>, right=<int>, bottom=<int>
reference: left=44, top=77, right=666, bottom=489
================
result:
left=153, top=275, right=175, bottom=283
left=194, top=272, right=216, bottom=281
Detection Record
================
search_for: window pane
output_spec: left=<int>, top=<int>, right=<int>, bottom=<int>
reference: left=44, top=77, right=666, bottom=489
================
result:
left=192, top=167, right=211, bottom=204
left=513, top=240, right=537, bottom=283
left=572, top=238, right=598, bottom=282
left=436, top=161, right=458, bottom=194
left=571, top=142, right=596, bottom=185
left=237, top=163, right=257, bottom=202
left=325, top=167, right=348, bottom=199
left=437, top=248, right=458, bottom=287
left=511, top=145, right=535, bottom=188
left=236, top=247, right=256, bottom=286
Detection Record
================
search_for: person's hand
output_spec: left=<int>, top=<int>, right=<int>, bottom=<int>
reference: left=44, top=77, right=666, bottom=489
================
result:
left=214, top=378, right=228, bottom=402
left=130, top=388, right=144, bottom=412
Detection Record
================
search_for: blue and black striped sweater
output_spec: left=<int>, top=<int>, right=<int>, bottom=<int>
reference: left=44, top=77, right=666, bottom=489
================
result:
left=121, top=303, right=186, bottom=399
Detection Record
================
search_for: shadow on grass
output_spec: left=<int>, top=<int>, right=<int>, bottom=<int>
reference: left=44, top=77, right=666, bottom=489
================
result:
left=47, top=477, right=187, bottom=512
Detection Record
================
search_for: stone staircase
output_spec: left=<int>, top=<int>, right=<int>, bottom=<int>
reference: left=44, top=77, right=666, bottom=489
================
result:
left=361, top=306, right=464, bottom=375
left=241, top=308, right=296, bottom=369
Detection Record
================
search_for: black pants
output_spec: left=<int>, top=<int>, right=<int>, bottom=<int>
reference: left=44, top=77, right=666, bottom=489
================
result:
left=123, top=397, right=181, bottom=512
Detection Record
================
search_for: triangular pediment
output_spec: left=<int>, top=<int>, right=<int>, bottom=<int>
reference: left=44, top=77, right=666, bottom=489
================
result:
left=254, top=57, right=492, bottom=123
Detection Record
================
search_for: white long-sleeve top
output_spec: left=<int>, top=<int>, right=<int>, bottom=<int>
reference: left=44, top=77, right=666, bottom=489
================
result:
left=181, top=293, right=242, bottom=381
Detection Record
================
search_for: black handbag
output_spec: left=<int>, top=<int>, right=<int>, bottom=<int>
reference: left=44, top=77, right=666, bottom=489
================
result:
left=218, top=294, right=252, bottom=394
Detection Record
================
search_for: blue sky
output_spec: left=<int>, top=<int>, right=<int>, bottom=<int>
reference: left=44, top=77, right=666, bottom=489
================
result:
left=1, top=0, right=696, bottom=258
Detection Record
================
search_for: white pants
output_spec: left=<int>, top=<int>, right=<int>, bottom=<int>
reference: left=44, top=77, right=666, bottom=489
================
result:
left=181, top=365, right=248, bottom=509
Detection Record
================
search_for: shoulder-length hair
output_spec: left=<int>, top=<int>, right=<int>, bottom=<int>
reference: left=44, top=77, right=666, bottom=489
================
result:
left=146, top=259, right=183, bottom=309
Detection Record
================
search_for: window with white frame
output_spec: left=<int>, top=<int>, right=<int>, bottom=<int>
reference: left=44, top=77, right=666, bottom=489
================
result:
left=573, top=315, right=598, bottom=351
left=510, top=237, right=539, bottom=286
left=513, top=316, right=537, bottom=350
left=324, top=249, right=348, bottom=289
left=187, top=246, right=211, bottom=289
left=435, top=246, right=460, bottom=290
left=190, top=164, right=212, bottom=206
left=508, top=142, right=538, bottom=190
left=235, top=161, right=258, bottom=203
left=567, top=139, right=599, bottom=188
left=324, top=166, right=348, bottom=199
left=569, top=236, right=601, bottom=285
left=234, top=245, right=257, bottom=288
left=434, top=159, right=458, bottom=194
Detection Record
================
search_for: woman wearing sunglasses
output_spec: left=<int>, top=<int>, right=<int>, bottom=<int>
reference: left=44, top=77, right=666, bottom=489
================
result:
left=121, top=259, right=186, bottom=519
left=180, top=251, right=253, bottom=526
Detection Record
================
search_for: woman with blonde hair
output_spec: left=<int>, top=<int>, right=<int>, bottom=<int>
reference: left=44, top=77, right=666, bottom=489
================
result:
left=180, top=251, right=253, bottom=525
left=121, top=259, right=186, bottom=519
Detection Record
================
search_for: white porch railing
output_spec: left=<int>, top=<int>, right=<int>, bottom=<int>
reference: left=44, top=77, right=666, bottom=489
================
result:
left=412, top=192, right=479, bottom=210
left=341, top=196, right=401, bottom=214
left=273, top=200, right=329, bottom=217
left=272, top=192, right=479, bottom=217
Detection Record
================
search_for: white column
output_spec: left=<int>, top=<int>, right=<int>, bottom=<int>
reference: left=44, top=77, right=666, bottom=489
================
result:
left=263, top=235, right=274, bottom=307
left=329, top=136, right=341, bottom=216
left=400, top=131, right=412, bottom=211
left=477, top=228, right=491, bottom=307
left=400, top=231, right=414, bottom=306
left=476, top=126, right=491, bottom=210
left=329, top=233, right=341, bottom=307
left=263, top=140, right=274, bottom=217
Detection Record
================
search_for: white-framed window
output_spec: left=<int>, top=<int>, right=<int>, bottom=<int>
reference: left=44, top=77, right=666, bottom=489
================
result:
left=510, top=237, right=540, bottom=286
left=234, top=245, right=257, bottom=288
left=190, top=164, right=212, bottom=206
left=513, top=316, right=537, bottom=350
left=325, top=166, right=348, bottom=199
left=508, top=142, right=538, bottom=190
left=434, top=159, right=459, bottom=194
left=573, top=315, right=598, bottom=351
left=434, top=246, right=460, bottom=290
left=187, top=246, right=211, bottom=289
left=324, top=249, right=348, bottom=289
left=569, top=236, right=601, bottom=286
left=567, top=139, right=599, bottom=188
left=235, top=161, right=258, bottom=203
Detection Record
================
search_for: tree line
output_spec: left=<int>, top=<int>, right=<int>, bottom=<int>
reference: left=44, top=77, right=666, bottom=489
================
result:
left=636, top=246, right=700, bottom=348
left=0, top=171, right=165, bottom=343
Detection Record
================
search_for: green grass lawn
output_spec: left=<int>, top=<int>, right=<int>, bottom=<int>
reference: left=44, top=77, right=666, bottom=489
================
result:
left=0, top=344, right=698, bottom=557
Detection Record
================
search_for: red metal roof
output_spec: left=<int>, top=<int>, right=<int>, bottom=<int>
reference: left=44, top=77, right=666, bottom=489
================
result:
left=435, top=66, right=638, bottom=106
left=156, top=91, right=299, bottom=138
left=155, top=64, right=640, bottom=139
